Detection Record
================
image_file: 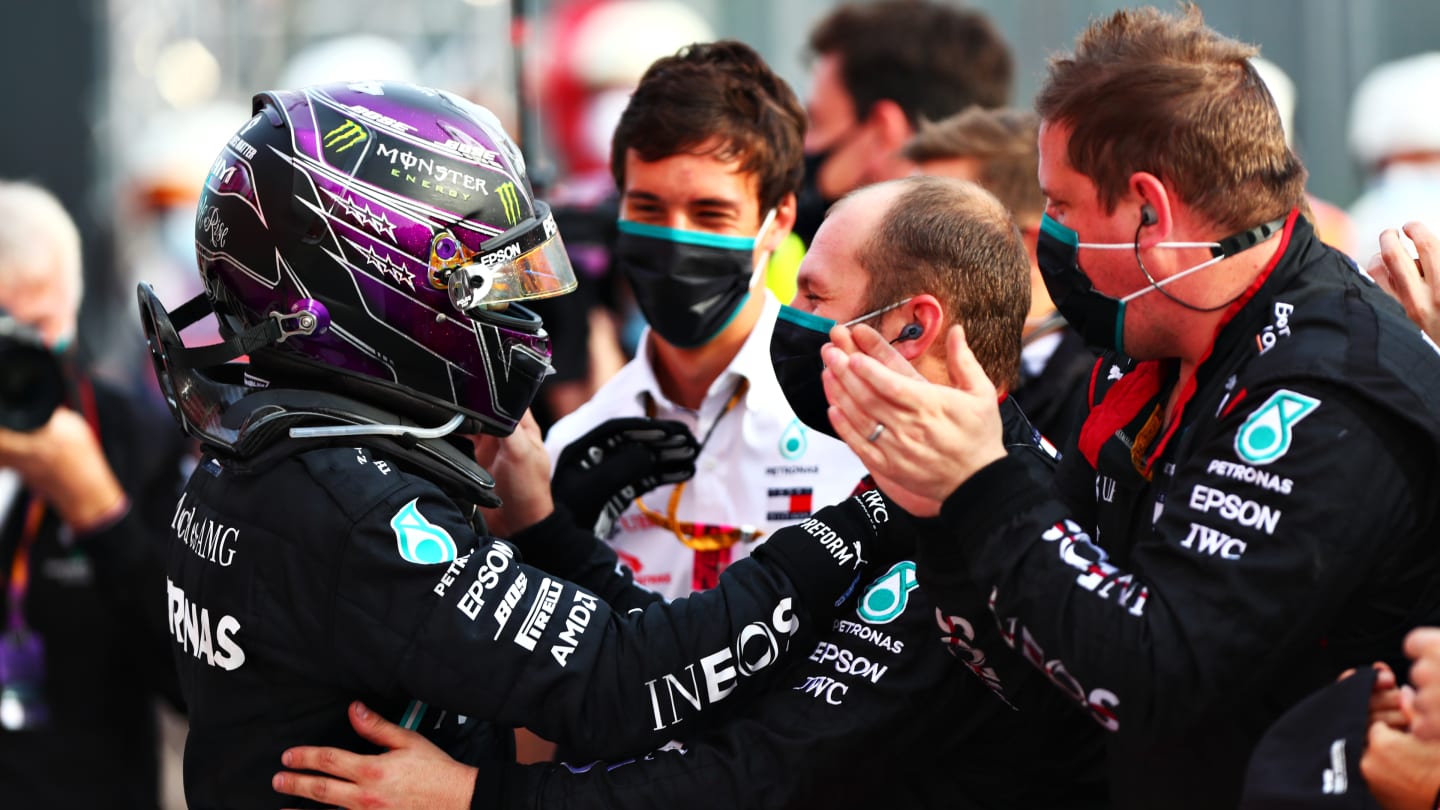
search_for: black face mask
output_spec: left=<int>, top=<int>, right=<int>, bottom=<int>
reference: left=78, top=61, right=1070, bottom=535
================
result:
left=1035, top=213, right=1130, bottom=353
left=792, top=150, right=834, bottom=247
left=770, top=299, right=914, bottom=439
left=614, top=214, right=773, bottom=349
left=794, top=124, right=864, bottom=246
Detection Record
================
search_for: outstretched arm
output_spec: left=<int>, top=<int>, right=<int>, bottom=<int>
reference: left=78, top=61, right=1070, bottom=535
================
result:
left=331, top=477, right=886, bottom=761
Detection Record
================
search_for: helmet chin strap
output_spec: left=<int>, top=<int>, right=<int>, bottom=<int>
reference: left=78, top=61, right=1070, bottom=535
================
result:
left=140, top=284, right=501, bottom=508
left=162, top=291, right=322, bottom=369
left=158, top=290, right=468, bottom=442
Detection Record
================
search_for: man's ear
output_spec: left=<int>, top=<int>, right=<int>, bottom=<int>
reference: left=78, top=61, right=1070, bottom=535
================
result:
left=1130, top=171, right=1174, bottom=247
left=867, top=99, right=913, bottom=151
left=760, top=192, right=798, bottom=256
left=863, top=99, right=916, bottom=178
left=888, top=294, right=944, bottom=362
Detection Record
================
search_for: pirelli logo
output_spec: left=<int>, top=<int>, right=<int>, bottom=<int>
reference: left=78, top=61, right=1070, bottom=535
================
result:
left=323, top=119, right=367, bottom=153
left=515, top=577, right=563, bottom=651
left=497, top=181, right=522, bottom=226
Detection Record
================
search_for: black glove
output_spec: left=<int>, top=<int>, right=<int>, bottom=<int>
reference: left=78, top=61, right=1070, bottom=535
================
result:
left=552, top=417, right=700, bottom=538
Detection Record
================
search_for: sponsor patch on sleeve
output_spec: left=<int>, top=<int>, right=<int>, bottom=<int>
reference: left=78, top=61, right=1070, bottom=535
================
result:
left=390, top=498, right=458, bottom=565
left=1234, top=390, right=1319, bottom=465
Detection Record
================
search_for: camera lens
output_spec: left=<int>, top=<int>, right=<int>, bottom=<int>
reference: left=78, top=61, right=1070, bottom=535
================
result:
left=0, top=335, right=65, bottom=432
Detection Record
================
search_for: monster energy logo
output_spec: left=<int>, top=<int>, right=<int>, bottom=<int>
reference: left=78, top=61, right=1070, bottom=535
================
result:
left=496, top=182, right=522, bottom=226
left=323, top=119, right=367, bottom=153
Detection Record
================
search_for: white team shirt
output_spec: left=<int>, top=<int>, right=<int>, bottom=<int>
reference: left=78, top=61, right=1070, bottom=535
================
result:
left=545, top=292, right=867, bottom=600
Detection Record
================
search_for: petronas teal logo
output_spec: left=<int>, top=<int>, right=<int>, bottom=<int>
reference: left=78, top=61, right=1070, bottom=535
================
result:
left=390, top=498, right=458, bottom=565
left=779, top=419, right=808, bottom=460
left=1234, top=390, right=1319, bottom=466
left=858, top=561, right=918, bottom=624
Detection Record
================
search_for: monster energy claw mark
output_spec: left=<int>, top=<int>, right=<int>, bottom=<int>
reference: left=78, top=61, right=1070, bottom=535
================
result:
left=497, top=182, right=522, bottom=226
left=323, top=120, right=368, bottom=153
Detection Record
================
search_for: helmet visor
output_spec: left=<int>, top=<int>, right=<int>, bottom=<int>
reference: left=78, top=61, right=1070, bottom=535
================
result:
left=446, top=201, right=578, bottom=314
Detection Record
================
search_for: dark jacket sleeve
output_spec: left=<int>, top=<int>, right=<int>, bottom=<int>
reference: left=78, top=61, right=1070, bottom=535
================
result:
left=491, top=712, right=829, bottom=810
left=915, top=379, right=1423, bottom=736
left=506, top=505, right=663, bottom=614
left=472, top=594, right=1107, bottom=810
left=325, top=478, right=873, bottom=761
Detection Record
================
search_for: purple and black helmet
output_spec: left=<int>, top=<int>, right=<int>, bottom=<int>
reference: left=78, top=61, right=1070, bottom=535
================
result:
left=163, top=81, right=575, bottom=436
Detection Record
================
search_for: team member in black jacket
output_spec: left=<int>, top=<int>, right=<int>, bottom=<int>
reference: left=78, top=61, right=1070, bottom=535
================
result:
left=273, top=177, right=1108, bottom=810
left=0, top=180, right=187, bottom=808
left=820, top=8, right=1440, bottom=810
left=141, top=82, right=884, bottom=809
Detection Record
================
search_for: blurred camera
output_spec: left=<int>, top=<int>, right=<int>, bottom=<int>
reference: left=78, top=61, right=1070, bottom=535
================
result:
left=0, top=310, right=65, bottom=432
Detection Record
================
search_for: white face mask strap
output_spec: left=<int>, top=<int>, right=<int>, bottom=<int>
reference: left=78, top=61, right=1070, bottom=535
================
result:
left=843, top=296, right=915, bottom=327
left=1077, top=240, right=1221, bottom=250
left=756, top=207, right=777, bottom=243
left=1119, top=253, right=1224, bottom=303
left=748, top=207, right=780, bottom=284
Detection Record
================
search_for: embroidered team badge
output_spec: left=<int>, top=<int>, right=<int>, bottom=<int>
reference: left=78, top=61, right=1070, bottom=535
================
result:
left=390, top=498, right=458, bottom=565
left=1234, top=390, right=1319, bottom=466
left=858, top=560, right=919, bottom=624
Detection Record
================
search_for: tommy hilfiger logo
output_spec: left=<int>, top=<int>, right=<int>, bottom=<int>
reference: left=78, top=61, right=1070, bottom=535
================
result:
left=767, top=487, right=813, bottom=521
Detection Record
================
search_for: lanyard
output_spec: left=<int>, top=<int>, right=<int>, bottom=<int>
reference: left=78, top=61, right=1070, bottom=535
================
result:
left=5, top=499, right=46, bottom=633
left=4, top=377, right=100, bottom=631
left=635, top=378, right=763, bottom=552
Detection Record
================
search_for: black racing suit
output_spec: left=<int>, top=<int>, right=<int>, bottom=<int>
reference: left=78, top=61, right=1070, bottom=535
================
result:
left=914, top=212, right=1440, bottom=809
left=487, top=399, right=1109, bottom=810
left=166, top=423, right=876, bottom=808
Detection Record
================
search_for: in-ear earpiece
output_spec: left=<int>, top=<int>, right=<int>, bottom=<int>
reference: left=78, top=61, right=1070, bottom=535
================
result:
left=1141, top=204, right=1158, bottom=226
left=893, top=323, right=923, bottom=343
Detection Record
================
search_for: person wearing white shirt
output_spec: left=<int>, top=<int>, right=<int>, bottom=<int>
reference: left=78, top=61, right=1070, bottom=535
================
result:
left=543, top=41, right=865, bottom=600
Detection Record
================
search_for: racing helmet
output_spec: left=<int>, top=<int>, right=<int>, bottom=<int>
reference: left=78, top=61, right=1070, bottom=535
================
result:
left=153, top=81, right=576, bottom=437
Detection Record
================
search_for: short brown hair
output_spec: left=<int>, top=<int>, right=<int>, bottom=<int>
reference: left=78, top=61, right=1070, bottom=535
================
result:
left=1035, top=5, right=1306, bottom=231
left=855, top=176, right=1029, bottom=390
left=610, top=40, right=805, bottom=212
left=903, top=107, right=1044, bottom=226
left=809, top=1, right=1012, bottom=129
